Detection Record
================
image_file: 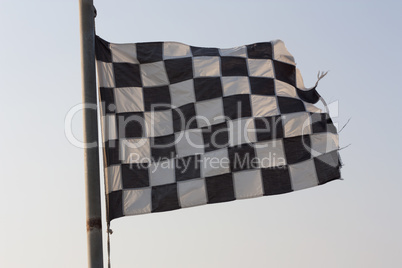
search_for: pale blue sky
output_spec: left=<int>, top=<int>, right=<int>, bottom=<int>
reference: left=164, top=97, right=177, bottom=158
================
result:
left=0, top=0, right=401, bottom=267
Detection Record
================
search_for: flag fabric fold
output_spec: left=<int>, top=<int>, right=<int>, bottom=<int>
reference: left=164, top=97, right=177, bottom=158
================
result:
left=95, top=36, right=341, bottom=221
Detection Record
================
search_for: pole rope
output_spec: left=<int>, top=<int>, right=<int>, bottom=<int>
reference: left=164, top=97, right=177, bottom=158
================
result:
left=93, top=5, right=112, bottom=267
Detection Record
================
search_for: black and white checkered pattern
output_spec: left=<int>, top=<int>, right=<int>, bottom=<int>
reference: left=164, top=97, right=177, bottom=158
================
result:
left=95, top=36, right=341, bottom=221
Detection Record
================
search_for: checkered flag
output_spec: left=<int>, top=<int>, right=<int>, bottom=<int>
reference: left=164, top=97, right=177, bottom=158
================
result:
left=95, top=36, right=341, bottom=221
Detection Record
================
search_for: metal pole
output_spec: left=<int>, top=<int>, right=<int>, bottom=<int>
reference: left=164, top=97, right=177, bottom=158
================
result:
left=79, top=0, right=104, bottom=267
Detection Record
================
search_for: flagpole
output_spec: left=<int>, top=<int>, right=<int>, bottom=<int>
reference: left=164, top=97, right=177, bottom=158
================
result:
left=79, top=0, right=104, bottom=267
